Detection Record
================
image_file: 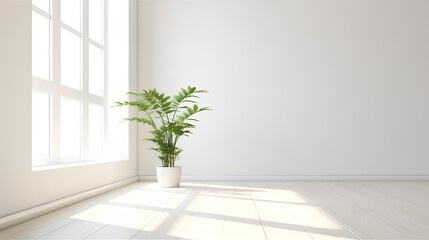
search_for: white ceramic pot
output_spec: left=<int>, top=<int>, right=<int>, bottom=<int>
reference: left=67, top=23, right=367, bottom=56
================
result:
left=156, top=166, right=182, bottom=188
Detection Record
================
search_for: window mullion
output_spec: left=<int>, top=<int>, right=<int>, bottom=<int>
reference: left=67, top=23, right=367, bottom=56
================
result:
left=82, top=0, right=89, bottom=160
left=88, top=39, right=103, bottom=50
left=51, top=0, right=61, bottom=162
left=60, top=23, right=82, bottom=38
left=32, top=5, right=51, bottom=19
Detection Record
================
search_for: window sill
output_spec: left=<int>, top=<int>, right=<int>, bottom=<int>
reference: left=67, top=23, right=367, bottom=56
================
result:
left=32, top=158, right=129, bottom=172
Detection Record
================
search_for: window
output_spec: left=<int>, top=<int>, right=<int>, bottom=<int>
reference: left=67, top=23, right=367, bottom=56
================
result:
left=32, top=0, right=130, bottom=168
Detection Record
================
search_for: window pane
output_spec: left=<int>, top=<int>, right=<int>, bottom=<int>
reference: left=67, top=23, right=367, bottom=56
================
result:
left=106, top=0, right=129, bottom=160
left=33, top=0, right=50, bottom=13
left=61, top=29, right=81, bottom=89
left=89, top=44, right=103, bottom=96
left=32, top=12, right=50, bottom=80
left=89, top=104, right=103, bottom=158
left=61, top=0, right=80, bottom=31
left=61, top=98, right=81, bottom=158
left=89, top=0, right=103, bottom=43
left=32, top=91, right=50, bottom=159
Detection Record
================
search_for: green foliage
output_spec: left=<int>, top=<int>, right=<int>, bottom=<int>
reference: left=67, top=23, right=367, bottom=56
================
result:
left=114, top=86, right=210, bottom=167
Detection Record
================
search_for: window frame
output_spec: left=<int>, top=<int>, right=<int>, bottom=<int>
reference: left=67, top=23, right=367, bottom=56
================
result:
left=32, top=0, right=109, bottom=167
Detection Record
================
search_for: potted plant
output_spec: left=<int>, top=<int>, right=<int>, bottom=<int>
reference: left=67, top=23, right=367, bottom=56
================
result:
left=115, top=86, right=210, bottom=187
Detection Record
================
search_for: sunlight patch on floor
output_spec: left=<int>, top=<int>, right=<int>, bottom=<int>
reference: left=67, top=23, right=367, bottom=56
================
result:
left=263, top=225, right=313, bottom=240
left=255, top=200, right=342, bottom=230
left=140, top=210, right=171, bottom=232
left=71, top=204, right=168, bottom=230
left=251, top=188, right=309, bottom=204
left=185, top=195, right=260, bottom=220
left=219, top=218, right=267, bottom=240
left=309, top=232, right=357, bottom=240
left=185, top=183, right=250, bottom=195
left=109, top=189, right=187, bottom=209
left=167, top=215, right=266, bottom=240
left=167, top=215, right=224, bottom=240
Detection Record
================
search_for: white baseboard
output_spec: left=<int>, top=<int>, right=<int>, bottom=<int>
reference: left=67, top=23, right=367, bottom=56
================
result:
left=139, top=175, right=429, bottom=182
left=0, top=176, right=138, bottom=231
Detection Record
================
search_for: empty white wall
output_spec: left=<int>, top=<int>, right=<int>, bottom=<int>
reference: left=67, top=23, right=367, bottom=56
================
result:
left=137, top=0, right=429, bottom=178
left=0, top=0, right=137, bottom=218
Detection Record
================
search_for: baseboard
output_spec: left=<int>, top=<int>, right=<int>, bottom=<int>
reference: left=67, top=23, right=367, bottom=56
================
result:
left=0, top=176, right=138, bottom=231
left=139, top=175, right=429, bottom=181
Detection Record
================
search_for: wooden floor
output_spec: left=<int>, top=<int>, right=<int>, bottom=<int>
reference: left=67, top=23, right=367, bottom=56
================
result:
left=1, top=181, right=429, bottom=240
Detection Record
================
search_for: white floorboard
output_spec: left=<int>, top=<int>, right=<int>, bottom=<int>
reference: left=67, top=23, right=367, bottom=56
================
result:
left=1, top=181, right=428, bottom=240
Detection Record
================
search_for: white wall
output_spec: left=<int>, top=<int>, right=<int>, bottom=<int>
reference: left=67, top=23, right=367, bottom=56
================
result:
left=0, top=0, right=138, bottom=218
left=137, top=0, right=429, bottom=178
